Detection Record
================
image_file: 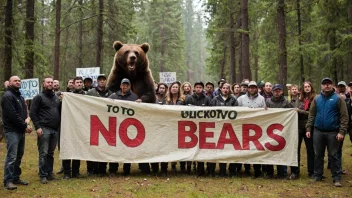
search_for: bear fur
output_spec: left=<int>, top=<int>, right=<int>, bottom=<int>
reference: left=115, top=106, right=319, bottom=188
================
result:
left=107, top=41, right=156, bottom=103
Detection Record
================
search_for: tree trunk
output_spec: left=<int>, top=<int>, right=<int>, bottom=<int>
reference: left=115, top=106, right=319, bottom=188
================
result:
left=229, top=0, right=236, bottom=84
left=220, top=45, right=227, bottom=80
left=277, top=0, right=287, bottom=90
left=348, top=5, right=352, bottom=76
left=78, top=0, right=83, bottom=67
left=96, top=0, right=104, bottom=70
left=254, top=54, right=259, bottom=82
left=330, top=30, right=338, bottom=84
left=241, top=0, right=251, bottom=80
left=54, top=0, right=61, bottom=80
left=185, top=0, right=193, bottom=82
left=4, top=0, right=13, bottom=81
left=236, top=7, right=243, bottom=81
left=25, top=0, right=35, bottom=79
left=297, top=0, right=304, bottom=83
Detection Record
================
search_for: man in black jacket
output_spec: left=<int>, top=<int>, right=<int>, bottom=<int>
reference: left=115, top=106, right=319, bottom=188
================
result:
left=30, top=76, right=61, bottom=184
left=109, top=78, right=138, bottom=175
left=2, top=76, right=32, bottom=190
left=185, top=81, right=211, bottom=176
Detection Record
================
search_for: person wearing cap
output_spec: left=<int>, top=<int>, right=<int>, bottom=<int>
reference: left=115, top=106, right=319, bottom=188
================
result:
left=240, top=79, right=249, bottom=95
left=86, top=74, right=112, bottom=177
left=212, top=78, right=226, bottom=98
left=288, top=82, right=316, bottom=180
left=265, top=84, right=293, bottom=179
left=257, top=80, right=265, bottom=94
left=87, top=75, right=112, bottom=98
left=261, top=82, right=273, bottom=99
left=328, top=81, right=350, bottom=175
left=185, top=81, right=211, bottom=177
left=306, top=77, right=348, bottom=187
left=205, top=82, right=215, bottom=99
left=237, top=81, right=266, bottom=178
left=211, top=83, right=238, bottom=177
left=108, top=78, right=139, bottom=175
left=83, top=77, right=93, bottom=92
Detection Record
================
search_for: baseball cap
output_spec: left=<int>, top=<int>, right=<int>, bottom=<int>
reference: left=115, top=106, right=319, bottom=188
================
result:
left=97, top=74, right=106, bottom=80
left=272, top=84, right=283, bottom=91
left=83, top=77, right=93, bottom=82
left=121, top=78, right=130, bottom=85
left=257, top=80, right=265, bottom=88
left=194, top=81, right=204, bottom=88
left=218, top=78, right=226, bottom=85
left=348, top=81, right=352, bottom=86
left=337, top=81, right=347, bottom=87
left=241, top=81, right=249, bottom=86
left=321, top=77, right=333, bottom=84
left=248, top=81, right=257, bottom=87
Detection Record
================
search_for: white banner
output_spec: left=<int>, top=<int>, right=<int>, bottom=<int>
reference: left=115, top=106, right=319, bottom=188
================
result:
left=20, top=78, right=40, bottom=100
left=76, top=67, right=100, bottom=87
left=60, top=93, right=298, bottom=166
left=159, top=72, right=176, bottom=84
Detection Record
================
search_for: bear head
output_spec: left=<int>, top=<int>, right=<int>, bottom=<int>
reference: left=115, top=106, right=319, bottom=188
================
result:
left=113, top=41, right=150, bottom=73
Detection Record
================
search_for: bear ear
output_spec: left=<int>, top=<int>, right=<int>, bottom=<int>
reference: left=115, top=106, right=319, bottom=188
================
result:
left=113, top=41, right=124, bottom=51
left=140, top=43, right=150, bottom=53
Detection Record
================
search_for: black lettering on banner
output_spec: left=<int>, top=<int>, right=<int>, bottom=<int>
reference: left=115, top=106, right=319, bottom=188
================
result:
left=210, top=110, right=216, bottom=118
left=112, top=106, right=119, bottom=113
left=127, top=109, right=135, bottom=116
left=228, top=111, right=237, bottom=119
left=107, top=105, right=113, bottom=112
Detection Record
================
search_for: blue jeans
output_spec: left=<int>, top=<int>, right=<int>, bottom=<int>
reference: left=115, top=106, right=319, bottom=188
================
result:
left=313, top=128, right=341, bottom=181
left=3, top=131, right=25, bottom=184
left=37, top=127, right=58, bottom=178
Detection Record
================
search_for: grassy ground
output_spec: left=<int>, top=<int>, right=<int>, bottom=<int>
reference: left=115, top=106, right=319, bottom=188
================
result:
left=0, top=133, right=351, bottom=198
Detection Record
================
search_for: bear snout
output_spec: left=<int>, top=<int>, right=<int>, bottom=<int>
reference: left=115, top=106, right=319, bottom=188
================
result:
left=128, top=53, right=137, bottom=62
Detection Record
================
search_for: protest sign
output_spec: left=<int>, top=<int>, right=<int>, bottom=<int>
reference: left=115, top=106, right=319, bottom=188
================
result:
left=60, top=93, right=298, bottom=166
left=159, top=72, right=176, bottom=84
left=20, top=78, right=40, bottom=100
left=76, top=67, right=100, bottom=87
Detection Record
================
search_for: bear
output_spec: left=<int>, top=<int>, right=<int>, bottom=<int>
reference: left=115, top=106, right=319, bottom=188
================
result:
left=107, top=41, right=156, bottom=103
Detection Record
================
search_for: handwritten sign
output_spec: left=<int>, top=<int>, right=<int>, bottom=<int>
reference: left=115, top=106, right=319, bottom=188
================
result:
left=76, top=67, right=100, bottom=87
left=160, top=72, right=176, bottom=84
left=20, top=78, right=40, bottom=100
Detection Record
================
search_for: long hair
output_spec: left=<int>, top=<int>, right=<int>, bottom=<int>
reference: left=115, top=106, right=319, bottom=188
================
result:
left=156, top=83, right=168, bottom=95
left=300, top=81, right=316, bottom=101
left=180, top=82, right=192, bottom=96
left=166, top=82, right=185, bottom=104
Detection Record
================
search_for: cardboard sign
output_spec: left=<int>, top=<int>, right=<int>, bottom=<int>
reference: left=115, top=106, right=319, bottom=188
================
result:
left=20, top=78, right=40, bottom=100
left=159, top=72, right=176, bottom=84
left=76, top=67, right=101, bottom=87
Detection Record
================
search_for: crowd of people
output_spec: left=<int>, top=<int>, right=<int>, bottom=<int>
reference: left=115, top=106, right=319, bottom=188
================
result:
left=1, top=74, right=351, bottom=190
